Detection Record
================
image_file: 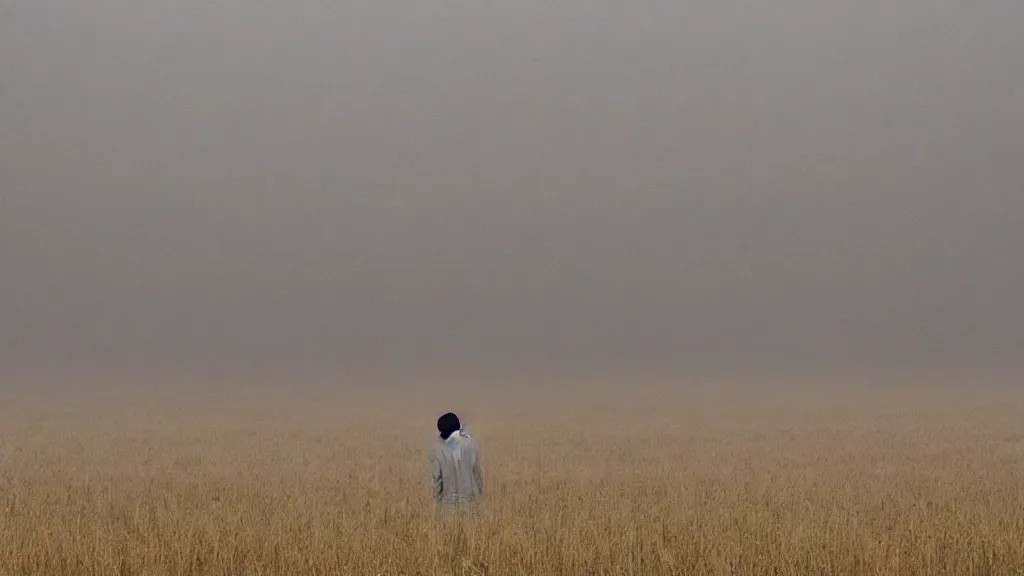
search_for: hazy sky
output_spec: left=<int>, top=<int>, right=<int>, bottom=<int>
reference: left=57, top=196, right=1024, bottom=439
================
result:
left=2, top=1, right=1022, bottom=377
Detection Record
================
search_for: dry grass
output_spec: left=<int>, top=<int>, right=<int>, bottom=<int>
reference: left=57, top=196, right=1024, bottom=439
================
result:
left=1, top=373, right=1022, bottom=575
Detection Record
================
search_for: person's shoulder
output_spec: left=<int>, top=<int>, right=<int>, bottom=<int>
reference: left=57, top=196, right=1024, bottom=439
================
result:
left=428, top=438, right=445, bottom=456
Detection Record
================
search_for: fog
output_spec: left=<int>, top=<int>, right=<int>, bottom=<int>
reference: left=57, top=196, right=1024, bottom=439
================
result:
left=2, top=1, right=1022, bottom=379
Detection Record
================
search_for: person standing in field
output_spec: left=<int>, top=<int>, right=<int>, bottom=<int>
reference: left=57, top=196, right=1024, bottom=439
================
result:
left=430, top=412, right=483, bottom=511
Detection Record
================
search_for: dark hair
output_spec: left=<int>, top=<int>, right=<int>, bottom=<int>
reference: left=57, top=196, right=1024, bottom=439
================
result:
left=437, top=412, right=461, bottom=439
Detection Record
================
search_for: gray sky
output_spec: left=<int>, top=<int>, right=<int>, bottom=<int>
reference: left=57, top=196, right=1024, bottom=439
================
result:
left=2, top=1, right=1022, bottom=377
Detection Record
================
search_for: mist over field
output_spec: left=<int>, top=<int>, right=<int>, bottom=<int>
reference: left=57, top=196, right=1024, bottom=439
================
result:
left=2, top=0, right=1022, bottom=381
left=2, top=5, right=1024, bottom=574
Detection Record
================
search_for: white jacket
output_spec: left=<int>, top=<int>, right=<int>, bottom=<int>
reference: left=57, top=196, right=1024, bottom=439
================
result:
left=429, top=430, right=484, bottom=507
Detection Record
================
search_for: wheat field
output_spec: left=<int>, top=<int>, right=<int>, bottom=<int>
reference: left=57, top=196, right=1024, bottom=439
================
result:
left=0, top=373, right=1022, bottom=576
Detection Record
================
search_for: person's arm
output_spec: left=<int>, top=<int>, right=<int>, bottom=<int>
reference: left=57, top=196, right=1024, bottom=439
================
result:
left=472, top=443, right=484, bottom=498
left=430, top=452, right=443, bottom=502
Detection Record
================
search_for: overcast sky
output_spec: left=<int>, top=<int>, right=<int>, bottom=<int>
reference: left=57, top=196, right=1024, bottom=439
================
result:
left=2, top=1, right=1022, bottom=377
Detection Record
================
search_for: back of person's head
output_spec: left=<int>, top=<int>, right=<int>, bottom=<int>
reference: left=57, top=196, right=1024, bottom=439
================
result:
left=437, top=412, right=461, bottom=439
